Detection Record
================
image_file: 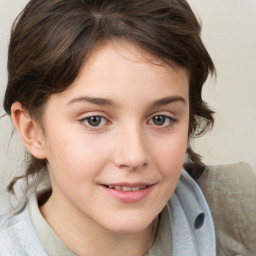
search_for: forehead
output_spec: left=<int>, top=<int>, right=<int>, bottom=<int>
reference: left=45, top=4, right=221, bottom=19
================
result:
left=84, top=40, right=189, bottom=77
left=76, top=41, right=187, bottom=84
left=46, top=40, right=189, bottom=109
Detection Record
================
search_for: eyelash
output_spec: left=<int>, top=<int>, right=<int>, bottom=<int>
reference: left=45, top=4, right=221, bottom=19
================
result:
left=79, top=114, right=177, bottom=130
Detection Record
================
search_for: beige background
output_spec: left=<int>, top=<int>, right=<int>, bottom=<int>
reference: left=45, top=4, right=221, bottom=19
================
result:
left=187, top=0, right=256, bottom=170
left=1, top=0, right=256, bottom=212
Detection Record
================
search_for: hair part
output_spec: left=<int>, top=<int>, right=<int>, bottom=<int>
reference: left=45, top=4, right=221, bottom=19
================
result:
left=4, top=0, right=215, bottom=193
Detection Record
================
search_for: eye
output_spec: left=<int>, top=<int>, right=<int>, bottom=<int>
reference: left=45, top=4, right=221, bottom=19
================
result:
left=149, top=115, right=176, bottom=127
left=81, top=116, right=107, bottom=127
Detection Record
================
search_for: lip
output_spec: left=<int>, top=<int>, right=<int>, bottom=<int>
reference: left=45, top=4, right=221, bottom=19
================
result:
left=101, top=183, right=155, bottom=203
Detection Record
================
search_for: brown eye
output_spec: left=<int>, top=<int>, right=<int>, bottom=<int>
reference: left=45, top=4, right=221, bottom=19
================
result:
left=152, top=115, right=167, bottom=126
left=148, top=115, right=176, bottom=127
left=83, top=116, right=107, bottom=127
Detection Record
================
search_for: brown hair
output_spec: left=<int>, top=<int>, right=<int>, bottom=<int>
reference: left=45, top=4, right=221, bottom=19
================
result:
left=4, top=0, right=215, bottom=193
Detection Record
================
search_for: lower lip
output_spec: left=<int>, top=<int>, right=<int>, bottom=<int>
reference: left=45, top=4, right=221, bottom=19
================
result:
left=102, top=185, right=154, bottom=203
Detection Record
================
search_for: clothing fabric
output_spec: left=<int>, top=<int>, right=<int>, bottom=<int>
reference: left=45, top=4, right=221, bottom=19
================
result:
left=0, top=203, right=47, bottom=256
left=0, top=168, right=216, bottom=256
left=196, top=162, right=256, bottom=256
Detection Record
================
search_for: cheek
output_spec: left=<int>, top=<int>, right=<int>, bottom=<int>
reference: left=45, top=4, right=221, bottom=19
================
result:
left=159, top=130, right=188, bottom=158
left=152, top=130, right=188, bottom=176
left=45, top=132, right=110, bottom=181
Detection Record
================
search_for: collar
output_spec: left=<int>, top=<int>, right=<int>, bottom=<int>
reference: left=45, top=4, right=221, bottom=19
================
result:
left=28, top=193, right=76, bottom=256
left=167, top=169, right=216, bottom=256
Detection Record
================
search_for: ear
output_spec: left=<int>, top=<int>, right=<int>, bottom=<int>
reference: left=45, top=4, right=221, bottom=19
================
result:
left=11, top=102, right=46, bottom=159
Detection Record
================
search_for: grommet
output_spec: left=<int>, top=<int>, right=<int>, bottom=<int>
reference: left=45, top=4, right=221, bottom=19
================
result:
left=194, top=213, right=205, bottom=229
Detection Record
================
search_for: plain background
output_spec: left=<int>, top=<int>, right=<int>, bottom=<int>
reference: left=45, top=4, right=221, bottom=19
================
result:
left=1, top=0, right=256, bottom=211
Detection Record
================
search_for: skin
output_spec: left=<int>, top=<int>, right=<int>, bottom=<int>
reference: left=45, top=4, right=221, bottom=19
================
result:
left=12, top=41, right=190, bottom=256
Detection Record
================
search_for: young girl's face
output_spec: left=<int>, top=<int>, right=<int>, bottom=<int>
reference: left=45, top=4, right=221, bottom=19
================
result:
left=39, top=41, right=189, bottom=234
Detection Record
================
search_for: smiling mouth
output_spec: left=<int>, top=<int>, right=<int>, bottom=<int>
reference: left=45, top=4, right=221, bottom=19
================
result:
left=102, top=184, right=154, bottom=203
left=104, top=185, right=149, bottom=192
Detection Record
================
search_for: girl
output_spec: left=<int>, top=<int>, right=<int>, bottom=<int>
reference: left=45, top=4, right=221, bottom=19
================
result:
left=1, top=0, right=255, bottom=255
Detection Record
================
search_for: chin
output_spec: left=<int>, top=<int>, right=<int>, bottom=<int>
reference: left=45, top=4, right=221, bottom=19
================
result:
left=104, top=213, right=156, bottom=234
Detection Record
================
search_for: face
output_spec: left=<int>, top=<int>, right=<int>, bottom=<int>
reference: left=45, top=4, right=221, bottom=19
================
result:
left=39, top=41, right=189, bottom=234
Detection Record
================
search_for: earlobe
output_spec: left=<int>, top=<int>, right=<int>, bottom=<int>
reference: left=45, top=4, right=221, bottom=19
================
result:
left=11, top=102, right=46, bottom=159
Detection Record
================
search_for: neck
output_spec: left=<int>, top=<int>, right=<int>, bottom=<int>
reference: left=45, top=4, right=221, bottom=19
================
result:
left=40, top=192, right=159, bottom=256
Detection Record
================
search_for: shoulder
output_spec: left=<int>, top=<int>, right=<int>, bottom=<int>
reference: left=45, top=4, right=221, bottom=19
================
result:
left=196, top=162, right=256, bottom=256
left=0, top=203, right=47, bottom=256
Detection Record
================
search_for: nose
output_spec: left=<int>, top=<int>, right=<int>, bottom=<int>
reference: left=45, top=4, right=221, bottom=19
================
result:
left=113, top=124, right=149, bottom=170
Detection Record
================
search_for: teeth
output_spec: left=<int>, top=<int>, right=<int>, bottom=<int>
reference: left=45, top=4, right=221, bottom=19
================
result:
left=122, top=186, right=132, bottom=191
left=107, top=185, right=147, bottom=191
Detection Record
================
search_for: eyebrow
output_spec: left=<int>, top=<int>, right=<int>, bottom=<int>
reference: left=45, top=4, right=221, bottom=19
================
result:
left=150, top=96, right=186, bottom=108
left=68, top=96, right=115, bottom=106
left=67, top=95, right=186, bottom=107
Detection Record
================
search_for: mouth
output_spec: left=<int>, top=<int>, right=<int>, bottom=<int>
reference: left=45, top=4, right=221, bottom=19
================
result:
left=103, top=185, right=149, bottom=192
left=101, top=183, right=154, bottom=203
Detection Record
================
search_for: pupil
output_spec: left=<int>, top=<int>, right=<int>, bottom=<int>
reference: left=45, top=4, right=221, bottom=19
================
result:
left=88, top=116, right=101, bottom=126
left=153, top=115, right=165, bottom=125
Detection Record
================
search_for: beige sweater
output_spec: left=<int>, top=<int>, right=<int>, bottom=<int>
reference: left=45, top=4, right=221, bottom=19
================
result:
left=196, top=162, right=256, bottom=256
